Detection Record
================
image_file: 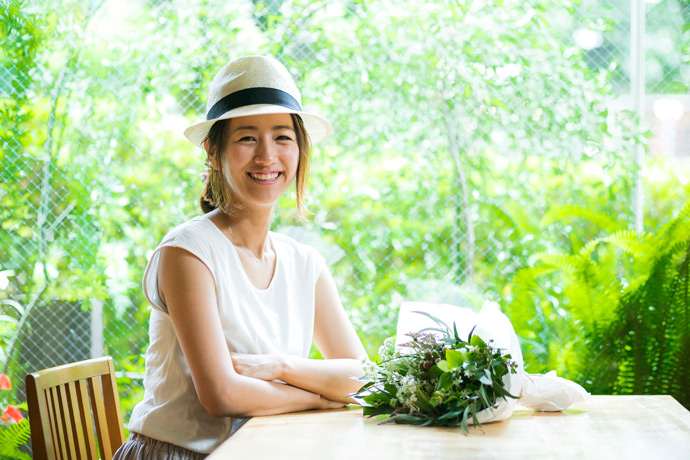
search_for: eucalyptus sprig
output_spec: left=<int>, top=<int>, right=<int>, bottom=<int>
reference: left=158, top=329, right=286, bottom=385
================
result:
left=356, top=312, right=518, bottom=434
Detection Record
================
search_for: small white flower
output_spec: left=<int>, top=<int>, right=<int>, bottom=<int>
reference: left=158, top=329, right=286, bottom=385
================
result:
left=378, top=337, right=397, bottom=361
left=397, top=375, right=420, bottom=408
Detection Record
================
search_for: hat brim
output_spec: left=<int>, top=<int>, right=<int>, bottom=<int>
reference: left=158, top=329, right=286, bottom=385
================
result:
left=183, top=104, right=333, bottom=146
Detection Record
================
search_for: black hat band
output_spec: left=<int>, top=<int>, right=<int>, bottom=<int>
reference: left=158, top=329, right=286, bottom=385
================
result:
left=206, top=87, right=302, bottom=121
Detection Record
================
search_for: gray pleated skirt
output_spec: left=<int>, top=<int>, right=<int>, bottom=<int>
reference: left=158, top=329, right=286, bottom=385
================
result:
left=113, top=433, right=208, bottom=460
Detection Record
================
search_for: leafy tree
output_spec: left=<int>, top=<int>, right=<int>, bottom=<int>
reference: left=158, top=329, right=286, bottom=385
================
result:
left=261, top=0, right=644, bottom=352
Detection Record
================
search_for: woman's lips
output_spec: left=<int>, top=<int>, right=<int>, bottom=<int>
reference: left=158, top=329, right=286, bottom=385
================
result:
left=248, top=171, right=281, bottom=183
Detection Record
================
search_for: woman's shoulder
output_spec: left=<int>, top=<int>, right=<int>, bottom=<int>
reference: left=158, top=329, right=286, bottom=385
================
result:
left=163, top=214, right=215, bottom=239
left=158, top=214, right=219, bottom=250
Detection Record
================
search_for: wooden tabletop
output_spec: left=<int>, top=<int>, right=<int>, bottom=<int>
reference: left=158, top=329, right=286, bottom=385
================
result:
left=208, top=395, right=690, bottom=459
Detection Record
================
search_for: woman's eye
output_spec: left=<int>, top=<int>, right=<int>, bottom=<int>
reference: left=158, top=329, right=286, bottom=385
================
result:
left=239, top=136, right=256, bottom=142
left=277, top=135, right=293, bottom=141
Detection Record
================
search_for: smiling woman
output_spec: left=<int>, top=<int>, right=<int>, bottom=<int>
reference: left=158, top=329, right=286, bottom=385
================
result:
left=112, top=56, right=367, bottom=460
left=204, top=113, right=305, bottom=217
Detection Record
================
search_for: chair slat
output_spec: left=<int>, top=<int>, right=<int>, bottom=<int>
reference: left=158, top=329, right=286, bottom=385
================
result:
left=45, top=386, right=59, bottom=459
left=76, top=379, right=99, bottom=459
left=89, top=375, right=113, bottom=459
left=50, top=386, right=69, bottom=460
left=66, top=381, right=88, bottom=460
left=102, top=359, right=126, bottom=447
left=58, top=384, right=77, bottom=459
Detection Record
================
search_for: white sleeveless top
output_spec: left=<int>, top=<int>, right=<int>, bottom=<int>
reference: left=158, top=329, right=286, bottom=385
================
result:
left=127, top=214, right=325, bottom=453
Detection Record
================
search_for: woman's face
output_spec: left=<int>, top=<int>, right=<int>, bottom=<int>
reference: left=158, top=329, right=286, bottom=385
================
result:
left=218, top=113, right=299, bottom=211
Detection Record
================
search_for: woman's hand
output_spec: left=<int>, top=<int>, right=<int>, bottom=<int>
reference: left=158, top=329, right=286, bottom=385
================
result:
left=230, top=353, right=285, bottom=381
left=231, top=352, right=346, bottom=411
left=316, top=395, right=347, bottom=410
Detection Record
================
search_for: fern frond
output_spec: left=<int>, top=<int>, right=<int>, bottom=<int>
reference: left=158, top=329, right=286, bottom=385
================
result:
left=533, top=253, right=579, bottom=275
left=0, top=418, right=31, bottom=460
left=657, top=203, right=690, bottom=251
left=540, top=204, right=620, bottom=233
left=482, top=201, right=533, bottom=234
left=576, top=237, right=602, bottom=260
left=599, top=229, right=649, bottom=258
left=613, top=358, right=636, bottom=395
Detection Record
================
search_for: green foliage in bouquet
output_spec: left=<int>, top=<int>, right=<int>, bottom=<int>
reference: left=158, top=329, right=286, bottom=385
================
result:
left=356, top=314, right=518, bottom=433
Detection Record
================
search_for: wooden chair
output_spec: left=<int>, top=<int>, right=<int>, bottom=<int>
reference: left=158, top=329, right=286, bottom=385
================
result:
left=25, top=356, right=126, bottom=460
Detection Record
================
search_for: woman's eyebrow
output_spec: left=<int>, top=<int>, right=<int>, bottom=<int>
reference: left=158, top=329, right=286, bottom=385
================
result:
left=232, top=125, right=258, bottom=132
left=232, top=125, right=295, bottom=132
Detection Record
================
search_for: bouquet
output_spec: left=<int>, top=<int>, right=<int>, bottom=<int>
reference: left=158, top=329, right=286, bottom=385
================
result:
left=356, top=311, right=519, bottom=433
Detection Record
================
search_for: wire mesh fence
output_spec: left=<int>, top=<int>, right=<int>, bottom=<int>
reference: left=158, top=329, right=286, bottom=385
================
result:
left=1, top=0, right=689, bottom=429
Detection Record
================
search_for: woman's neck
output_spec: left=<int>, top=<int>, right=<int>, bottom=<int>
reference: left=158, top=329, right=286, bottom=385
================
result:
left=216, top=208, right=273, bottom=260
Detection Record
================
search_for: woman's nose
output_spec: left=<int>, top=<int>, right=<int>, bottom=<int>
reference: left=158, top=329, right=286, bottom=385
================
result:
left=254, top=140, right=276, bottom=164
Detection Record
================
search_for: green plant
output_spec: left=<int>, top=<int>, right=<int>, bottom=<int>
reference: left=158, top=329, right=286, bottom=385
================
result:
left=505, top=203, right=690, bottom=408
left=356, top=314, right=517, bottom=433
left=0, top=374, right=30, bottom=460
left=580, top=206, right=690, bottom=407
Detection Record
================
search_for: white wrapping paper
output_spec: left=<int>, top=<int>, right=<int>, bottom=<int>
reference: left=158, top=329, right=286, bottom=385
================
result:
left=395, top=301, right=589, bottom=424
left=520, top=371, right=590, bottom=411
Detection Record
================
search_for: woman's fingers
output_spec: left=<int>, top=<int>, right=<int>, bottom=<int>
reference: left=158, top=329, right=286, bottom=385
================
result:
left=318, top=396, right=347, bottom=410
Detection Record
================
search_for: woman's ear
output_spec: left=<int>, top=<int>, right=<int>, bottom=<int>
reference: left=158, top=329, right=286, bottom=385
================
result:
left=205, top=139, right=220, bottom=171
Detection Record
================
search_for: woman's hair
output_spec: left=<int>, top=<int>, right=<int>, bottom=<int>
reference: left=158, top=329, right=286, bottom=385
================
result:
left=199, top=114, right=311, bottom=216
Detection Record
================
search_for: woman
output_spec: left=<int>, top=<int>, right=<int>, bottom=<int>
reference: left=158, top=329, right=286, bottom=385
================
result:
left=114, top=56, right=367, bottom=459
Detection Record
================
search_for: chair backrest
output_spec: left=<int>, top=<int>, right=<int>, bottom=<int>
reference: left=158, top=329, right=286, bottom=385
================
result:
left=25, top=356, right=126, bottom=460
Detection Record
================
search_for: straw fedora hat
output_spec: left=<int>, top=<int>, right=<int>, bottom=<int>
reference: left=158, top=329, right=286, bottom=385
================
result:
left=183, top=56, right=332, bottom=146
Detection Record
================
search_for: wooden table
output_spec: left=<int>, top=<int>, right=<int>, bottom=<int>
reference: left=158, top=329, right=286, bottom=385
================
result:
left=208, top=395, right=690, bottom=459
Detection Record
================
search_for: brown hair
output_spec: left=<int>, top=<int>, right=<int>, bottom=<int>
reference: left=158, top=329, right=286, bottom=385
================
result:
left=199, top=114, right=311, bottom=216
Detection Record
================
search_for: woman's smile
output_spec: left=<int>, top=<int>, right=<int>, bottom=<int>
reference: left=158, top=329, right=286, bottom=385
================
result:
left=247, top=171, right=282, bottom=184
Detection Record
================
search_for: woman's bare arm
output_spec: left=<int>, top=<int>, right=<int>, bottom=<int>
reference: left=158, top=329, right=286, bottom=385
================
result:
left=158, top=246, right=344, bottom=418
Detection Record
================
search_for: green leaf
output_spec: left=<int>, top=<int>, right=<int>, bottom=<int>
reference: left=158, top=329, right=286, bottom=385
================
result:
left=453, top=322, right=461, bottom=342
left=363, top=392, right=392, bottom=406
left=438, top=372, right=453, bottom=391
left=470, top=334, right=486, bottom=348
left=429, top=363, right=444, bottom=379
left=491, top=382, right=519, bottom=399
left=460, top=406, right=470, bottom=434
left=479, top=384, right=491, bottom=408
left=415, top=390, right=437, bottom=414
left=437, top=360, right=450, bottom=372
left=446, top=348, right=465, bottom=369
left=479, top=369, right=493, bottom=386
left=412, top=311, right=451, bottom=335
left=418, top=326, right=449, bottom=335
left=393, top=414, right=431, bottom=425
left=363, top=405, right=394, bottom=417
left=437, top=409, right=463, bottom=420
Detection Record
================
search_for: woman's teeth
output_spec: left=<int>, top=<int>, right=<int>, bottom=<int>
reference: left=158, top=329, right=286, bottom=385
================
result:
left=249, top=172, right=279, bottom=181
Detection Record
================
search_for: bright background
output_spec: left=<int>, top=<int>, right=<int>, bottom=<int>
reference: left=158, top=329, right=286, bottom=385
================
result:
left=1, top=0, right=689, bottom=440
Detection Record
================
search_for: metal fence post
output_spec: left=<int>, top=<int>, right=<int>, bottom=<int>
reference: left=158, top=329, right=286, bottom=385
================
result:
left=631, top=0, right=646, bottom=233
